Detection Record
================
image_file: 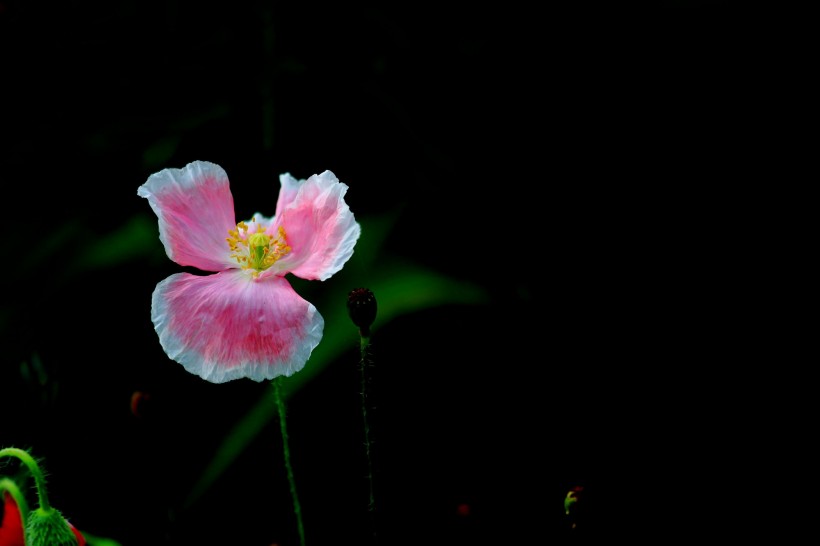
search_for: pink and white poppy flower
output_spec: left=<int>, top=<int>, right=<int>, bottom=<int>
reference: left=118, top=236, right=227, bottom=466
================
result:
left=138, top=160, right=360, bottom=383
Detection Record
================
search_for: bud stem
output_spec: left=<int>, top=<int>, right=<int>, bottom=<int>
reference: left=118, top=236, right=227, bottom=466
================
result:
left=0, top=448, right=51, bottom=512
left=272, top=378, right=305, bottom=546
left=359, top=333, right=378, bottom=545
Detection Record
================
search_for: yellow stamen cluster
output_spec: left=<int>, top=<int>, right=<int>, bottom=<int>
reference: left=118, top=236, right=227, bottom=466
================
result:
left=226, top=219, right=291, bottom=278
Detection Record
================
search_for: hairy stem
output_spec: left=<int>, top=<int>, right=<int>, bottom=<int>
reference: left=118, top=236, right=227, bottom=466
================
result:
left=359, top=334, right=377, bottom=544
left=273, top=378, right=305, bottom=546
left=0, top=447, right=51, bottom=512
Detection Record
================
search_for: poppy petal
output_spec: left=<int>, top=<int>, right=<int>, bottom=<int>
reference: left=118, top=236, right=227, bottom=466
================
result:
left=68, top=524, right=86, bottom=546
left=0, top=493, right=24, bottom=546
left=274, top=170, right=361, bottom=281
left=138, top=160, right=237, bottom=272
left=150, top=270, right=323, bottom=383
left=274, top=172, right=302, bottom=216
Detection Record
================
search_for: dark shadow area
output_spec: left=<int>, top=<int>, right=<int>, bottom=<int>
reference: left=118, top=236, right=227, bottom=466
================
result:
left=1, top=1, right=767, bottom=544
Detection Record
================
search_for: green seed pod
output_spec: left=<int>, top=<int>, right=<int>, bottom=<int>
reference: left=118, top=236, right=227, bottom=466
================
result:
left=26, top=508, right=80, bottom=546
left=347, top=287, right=377, bottom=336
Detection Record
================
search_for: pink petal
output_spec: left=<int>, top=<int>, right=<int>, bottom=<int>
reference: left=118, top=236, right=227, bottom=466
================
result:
left=150, top=270, right=323, bottom=383
left=274, top=170, right=361, bottom=281
left=138, top=160, right=237, bottom=272
left=274, top=173, right=302, bottom=216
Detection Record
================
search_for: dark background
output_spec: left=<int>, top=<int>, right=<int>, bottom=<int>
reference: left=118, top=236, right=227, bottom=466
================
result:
left=1, top=1, right=768, bottom=544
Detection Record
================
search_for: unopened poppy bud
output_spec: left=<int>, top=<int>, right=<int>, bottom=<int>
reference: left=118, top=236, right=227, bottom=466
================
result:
left=347, top=288, right=377, bottom=336
left=26, top=508, right=83, bottom=546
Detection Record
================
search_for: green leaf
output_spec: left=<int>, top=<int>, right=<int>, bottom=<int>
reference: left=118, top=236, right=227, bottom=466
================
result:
left=80, top=531, right=124, bottom=546
left=67, top=214, right=165, bottom=274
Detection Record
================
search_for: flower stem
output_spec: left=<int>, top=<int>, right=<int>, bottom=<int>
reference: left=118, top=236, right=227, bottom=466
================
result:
left=272, top=378, right=305, bottom=546
left=0, top=448, right=51, bottom=512
left=359, top=334, right=377, bottom=544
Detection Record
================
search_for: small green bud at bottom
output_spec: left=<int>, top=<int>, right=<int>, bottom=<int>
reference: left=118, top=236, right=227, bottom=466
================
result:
left=26, top=508, right=80, bottom=546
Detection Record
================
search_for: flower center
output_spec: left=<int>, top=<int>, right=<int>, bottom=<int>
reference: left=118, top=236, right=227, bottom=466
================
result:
left=226, top=219, right=291, bottom=277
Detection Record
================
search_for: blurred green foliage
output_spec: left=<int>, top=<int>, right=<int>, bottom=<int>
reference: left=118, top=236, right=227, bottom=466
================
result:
left=2, top=199, right=489, bottom=528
